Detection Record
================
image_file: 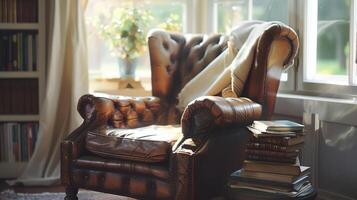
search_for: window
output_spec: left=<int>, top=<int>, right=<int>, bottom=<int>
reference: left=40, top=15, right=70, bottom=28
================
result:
left=213, top=0, right=289, bottom=33
left=211, top=0, right=293, bottom=82
left=298, top=0, right=357, bottom=96
left=85, top=0, right=186, bottom=91
left=85, top=0, right=357, bottom=97
left=303, top=0, right=354, bottom=85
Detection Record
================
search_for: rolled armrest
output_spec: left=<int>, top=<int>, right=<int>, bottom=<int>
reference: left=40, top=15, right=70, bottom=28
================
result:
left=181, top=96, right=262, bottom=137
left=77, top=94, right=163, bottom=128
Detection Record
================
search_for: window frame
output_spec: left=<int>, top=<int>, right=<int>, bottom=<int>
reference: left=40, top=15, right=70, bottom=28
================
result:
left=87, top=0, right=357, bottom=99
left=295, top=0, right=357, bottom=98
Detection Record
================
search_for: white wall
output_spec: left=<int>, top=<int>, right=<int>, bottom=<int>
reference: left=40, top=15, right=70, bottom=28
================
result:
left=275, top=94, right=357, bottom=200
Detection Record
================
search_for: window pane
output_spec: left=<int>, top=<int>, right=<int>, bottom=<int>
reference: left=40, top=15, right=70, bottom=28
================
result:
left=317, top=0, right=350, bottom=76
left=305, top=0, right=351, bottom=85
left=214, top=0, right=289, bottom=33
left=252, top=0, right=289, bottom=24
left=215, top=0, right=249, bottom=33
left=85, top=0, right=184, bottom=90
left=214, top=0, right=290, bottom=82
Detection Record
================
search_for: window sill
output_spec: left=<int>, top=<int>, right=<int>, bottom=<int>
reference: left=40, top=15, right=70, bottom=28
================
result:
left=277, top=93, right=357, bottom=105
left=275, top=92, right=357, bottom=127
left=89, top=76, right=152, bottom=94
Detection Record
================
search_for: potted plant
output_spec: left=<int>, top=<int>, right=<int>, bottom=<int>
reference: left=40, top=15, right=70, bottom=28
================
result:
left=92, top=7, right=153, bottom=77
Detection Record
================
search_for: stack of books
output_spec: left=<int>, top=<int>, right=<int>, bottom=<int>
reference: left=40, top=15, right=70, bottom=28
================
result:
left=228, top=120, right=314, bottom=198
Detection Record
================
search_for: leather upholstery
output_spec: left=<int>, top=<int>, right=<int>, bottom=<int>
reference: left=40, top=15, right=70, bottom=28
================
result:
left=148, top=30, right=228, bottom=102
left=86, top=125, right=182, bottom=163
left=172, top=127, right=251, bottom=199
left=61, top=24, right=299, bottom=200
left=71, top=168, right=172, bottom=200
left=77, top=94, right=164, bottom=128
left=74, top=155, right=170, bottom=180
left=241, top=23, right=299, bottom=119
left=181, top=96, right=262, bottom=137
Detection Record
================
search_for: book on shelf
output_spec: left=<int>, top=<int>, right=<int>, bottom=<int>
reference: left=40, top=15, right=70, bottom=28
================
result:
left=0, top=31, right=38, bottom=71
left=0, top=79, right=39, bottom=114
left=252, top=120, right=304, bottom=132
left=0, top=122, right=38, bottom=162
left=0, top=0, right=38, bottom=23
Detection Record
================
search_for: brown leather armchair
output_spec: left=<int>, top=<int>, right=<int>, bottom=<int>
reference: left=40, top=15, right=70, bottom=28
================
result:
left=61, top=24, right=299, bottom=200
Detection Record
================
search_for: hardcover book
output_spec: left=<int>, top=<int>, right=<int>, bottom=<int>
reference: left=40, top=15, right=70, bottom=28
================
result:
left=252, top=120, right=304, bottom=132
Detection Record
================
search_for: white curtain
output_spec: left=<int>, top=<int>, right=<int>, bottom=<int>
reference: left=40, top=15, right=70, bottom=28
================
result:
left=8, top=0, right=88, bottom=186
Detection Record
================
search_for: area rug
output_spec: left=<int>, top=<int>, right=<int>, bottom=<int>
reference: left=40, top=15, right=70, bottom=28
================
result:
left=0, top=189, right=135, bottom=200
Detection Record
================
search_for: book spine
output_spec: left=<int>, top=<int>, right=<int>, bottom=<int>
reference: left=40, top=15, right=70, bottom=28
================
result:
left=27, top=123, right=33, bottom=158
left=28, top=34, right=33, bottom=71
left=0, top=123, right=3, bottom=161
left=249, top=136, right=289, bottom=146
left=246, top=154, right=297, bottom=164
left=32, top=123, right=38, bottom=152
left=7, top=32, right=12, bottom=70
left=12, top=33, right=18, bottom=70
left=13, top=124, right=20, bottom=162
left=245, top=149, right=299, bottom=158
left=20, top=123, right=24, bottom=161
left=0, top=32, right=3, bottom=70
left=0, top=78, right=3, bottom=114
left=246, top=143, right=301, bottom=152
left=4, top=123, right=9, bottom=162
left=20, top=123, right=28, bottom=161
left=229, top=174, right=294, bottom=189
left=4, top=0, right=8, bottom=23
left=23, top=33, right=28, bottom=71
left=34, top=34, right=38, bottom=71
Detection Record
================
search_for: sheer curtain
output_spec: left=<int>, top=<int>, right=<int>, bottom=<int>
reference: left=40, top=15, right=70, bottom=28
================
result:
left=8, top=0, right=88, bottom=186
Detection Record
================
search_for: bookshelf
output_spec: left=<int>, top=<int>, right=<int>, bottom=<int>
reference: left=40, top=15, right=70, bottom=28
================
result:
left=0, top=72, right=40, bottom=78
left=0, top=23, right=40, bottom=30
left=0, top=0, right=45, bottom=178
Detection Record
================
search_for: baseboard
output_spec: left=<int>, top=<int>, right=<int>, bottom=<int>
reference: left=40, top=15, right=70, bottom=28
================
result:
left=318, top=189, right=356, bottom=200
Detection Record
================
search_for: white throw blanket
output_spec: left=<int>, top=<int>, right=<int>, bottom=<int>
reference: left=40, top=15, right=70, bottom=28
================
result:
left=177, top=21, right=286, bottom=111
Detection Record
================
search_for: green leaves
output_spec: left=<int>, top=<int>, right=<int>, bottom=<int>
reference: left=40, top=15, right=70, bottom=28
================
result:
left=91, top=7, right=153, bottom=60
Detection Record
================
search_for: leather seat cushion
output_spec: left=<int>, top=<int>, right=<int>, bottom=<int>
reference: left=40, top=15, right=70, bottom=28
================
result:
left=86, top=125, right=182, bottom=163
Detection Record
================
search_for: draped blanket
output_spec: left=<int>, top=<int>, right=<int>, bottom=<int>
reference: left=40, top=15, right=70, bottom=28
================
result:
left=177, top=21, right=295, bottom=111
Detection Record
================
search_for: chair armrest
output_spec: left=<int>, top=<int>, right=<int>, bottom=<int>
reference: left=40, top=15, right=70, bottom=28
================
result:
left=77, top=94, right=164, bottom=128
left=171, top=127, right=251, bottom=200
left=61, top=123, right=89, bottom=185
left=181, top=96, right=262, bottom=137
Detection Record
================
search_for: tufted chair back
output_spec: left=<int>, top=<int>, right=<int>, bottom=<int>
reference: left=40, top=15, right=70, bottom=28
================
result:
left=148, top=30, right=228, bottom=103
left=148, top=24, right=298, bottom=120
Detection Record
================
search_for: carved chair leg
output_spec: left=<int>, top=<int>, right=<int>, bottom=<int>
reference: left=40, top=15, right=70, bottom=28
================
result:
left=65, top=186, right=78, bottom=200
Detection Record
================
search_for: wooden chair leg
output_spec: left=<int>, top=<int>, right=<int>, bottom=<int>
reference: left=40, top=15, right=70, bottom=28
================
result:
left=65, top=186, right=78, bottom=200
